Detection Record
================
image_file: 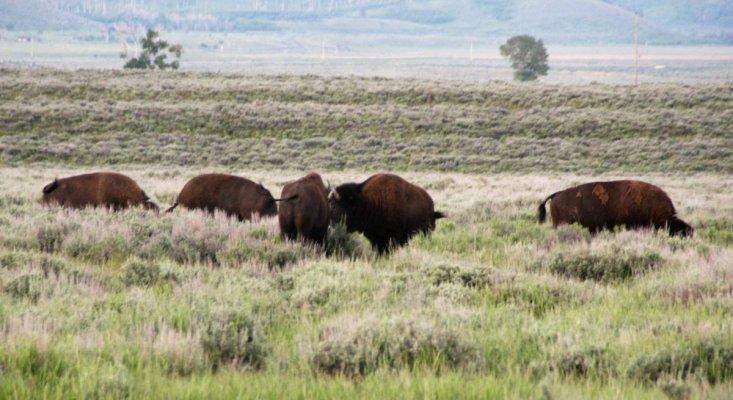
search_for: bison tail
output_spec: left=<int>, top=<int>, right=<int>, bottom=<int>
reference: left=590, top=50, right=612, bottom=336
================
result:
left=165, top=202, right=179, bottom=213
left=274, top=194, right=299, bottom=202
left=434, top=211, right=446, bottom=220
left=538, top=193, right=556, bottom=224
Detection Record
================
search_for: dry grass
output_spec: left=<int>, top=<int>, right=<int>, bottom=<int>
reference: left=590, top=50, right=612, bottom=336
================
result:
left=1, top=69, right=733, bottom=398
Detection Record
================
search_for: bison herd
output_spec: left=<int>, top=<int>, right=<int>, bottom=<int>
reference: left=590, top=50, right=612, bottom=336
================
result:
left=40, top=171, right=694, bottom=254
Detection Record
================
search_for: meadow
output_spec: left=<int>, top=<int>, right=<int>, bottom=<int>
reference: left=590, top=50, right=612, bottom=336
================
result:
left=0, top=69, right=732, bottom=399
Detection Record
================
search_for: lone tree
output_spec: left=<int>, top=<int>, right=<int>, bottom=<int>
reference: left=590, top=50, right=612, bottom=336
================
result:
left=123, top=29, right=182, bottom=70
left=500, top=35, right=549, bottom=81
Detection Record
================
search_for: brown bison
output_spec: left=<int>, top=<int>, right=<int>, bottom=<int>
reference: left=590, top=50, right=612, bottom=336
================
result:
left=538, top=180, right=693, bottom=237
left=278, top=172, right=330, bottom=244
left=165, top=173, right=278, bottom=221
left=329, top=173, right=445, bottom=253
left=41, top=172, right=158, bottom=211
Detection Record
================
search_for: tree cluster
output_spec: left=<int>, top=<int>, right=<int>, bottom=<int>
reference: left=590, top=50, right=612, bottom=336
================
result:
left=123, top=29, right=182, bottom=70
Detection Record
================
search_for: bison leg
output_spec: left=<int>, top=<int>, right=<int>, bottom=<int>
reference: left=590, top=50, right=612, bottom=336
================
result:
left=372, top=238, right=392, bottom=255
left=310, top=226, right=328, bottom=246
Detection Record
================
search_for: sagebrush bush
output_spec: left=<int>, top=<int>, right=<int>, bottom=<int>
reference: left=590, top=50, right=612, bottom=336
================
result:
left=121, top=258, right=166, bottom=287
left=289, top=263, right=373, bottom=312
left=549, top=348, right=616, bottom=378
left=627, top=341, right=733, bottom=384
left=5, top=343, right=68, bottom=381
left=0, top=251, right=27, bottom=270
left=309, top=314, right=482, bottom=376
left=490, top=279, right=579, bottom=317
left=39, top=255, right=65, bottom=279
left=3, top=273, right=44, bottom=302
left=90, top=364, right=131, bottom=399
left=420, top=263, right=499, bottom=288
left=325, top=223, right=365, bottom=259
left=37, top=220, right=78, bottom=253
left=200, top=311, right=268, bottom=371
left=63, top=231, right=129, bottom=265
left=658, top=380, right=692, bottom=400
left=545, top=251, right=663, bottom=282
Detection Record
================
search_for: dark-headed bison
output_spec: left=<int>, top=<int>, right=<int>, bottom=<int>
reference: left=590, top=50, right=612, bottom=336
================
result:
left=538, top=180, right=693, bottom=237
left=329, top=173, right=445, bottom=253
left=41, top=172, right=158, bottom=211
left=166, top=173, right=277, bottom=221
left=278, top=172, right=329, bottom=244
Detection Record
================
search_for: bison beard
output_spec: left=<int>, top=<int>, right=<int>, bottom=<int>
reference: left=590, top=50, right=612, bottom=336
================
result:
left=538, top=180, right=693, bottom=237
left=329, top=173, right=445, bottom=254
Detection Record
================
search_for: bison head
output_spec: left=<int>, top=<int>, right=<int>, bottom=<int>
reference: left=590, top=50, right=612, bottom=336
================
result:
left=328, top=182, right=361, bottom=228
left=256, top=183, right=278, bottom=217
left=669, top=216, right=694, bottom=238
left=41, top=179, right=62, bottom=206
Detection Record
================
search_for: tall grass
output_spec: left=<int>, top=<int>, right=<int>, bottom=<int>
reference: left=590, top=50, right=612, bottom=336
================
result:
left=0, top=168, right=731, bottom=398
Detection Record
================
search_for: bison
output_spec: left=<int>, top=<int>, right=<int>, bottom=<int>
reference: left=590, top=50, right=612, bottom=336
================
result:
left=41, top=172, right=158, bottom=211
left=538, top=180, right=693, bottom=237
left=165, top=173, right=278, bottom=221
left=329, top=173, right=445, bottom=254
left=278, top=172, right=330, bottom=244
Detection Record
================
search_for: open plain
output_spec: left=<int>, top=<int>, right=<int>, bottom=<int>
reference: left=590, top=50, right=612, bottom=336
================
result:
left=0, top=69, right=732, bottom=399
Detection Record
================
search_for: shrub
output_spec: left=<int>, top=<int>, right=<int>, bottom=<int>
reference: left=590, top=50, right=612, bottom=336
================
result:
left=490, top=281, right=577, bottom=317
left=546, top=251, right=662, bottom=282
left=146, top=327, right=208, bottom=377
left=63, top=233, right=129, bottom=265
left=200, top=311, right=268, bottom=371
left=3, top=273, right=43, bottom=302
left=220, top=239, right=311, bottom=270
left=0, top=251, right=27, bottom=270
left=289, top=263, right=373, bottom=312
left=10, top=344, right=68, bottom=380
left=550, top=348, right=616, bottom=378
left=627, top=341, right=733, bottom=383
left=121, top=258, right=162, bottom=287
left=309, top=314, right=482, bottom=376
left=39, top=256, right=65, bottom=279
left=325, top=223, right=365, bottom=259
left=658, top=380, right=691, bottom=400
left=37, top=221, right=78, bottom=253
left=420, top=263, right=499, bottom=288
left=90, top=365, right=131, bottom=399
left=169, top=226, right=224, bottom=265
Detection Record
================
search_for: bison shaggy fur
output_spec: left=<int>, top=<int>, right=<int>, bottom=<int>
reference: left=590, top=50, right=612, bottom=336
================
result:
left=278, top=172, right=330, bottom=244
left=329, top=173, right=445, bottom=253
left=166, top=173, right=277, bottom=221
left=538, top=180, right=693, bottom=237
left=41, top=172, right=158, bottom=211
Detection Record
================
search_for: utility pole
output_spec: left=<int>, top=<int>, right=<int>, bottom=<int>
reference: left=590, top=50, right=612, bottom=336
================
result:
left=633, top=13, right=639, bottom=86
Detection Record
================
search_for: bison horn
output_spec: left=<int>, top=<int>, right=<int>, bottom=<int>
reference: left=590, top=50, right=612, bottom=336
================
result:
left=328, top=190, right=341, bottom=201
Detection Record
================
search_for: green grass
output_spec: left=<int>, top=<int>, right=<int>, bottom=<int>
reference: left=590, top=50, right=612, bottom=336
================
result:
left=0, top=69, right=732, bottom=398
left=0, top=169, right=730, bottom=399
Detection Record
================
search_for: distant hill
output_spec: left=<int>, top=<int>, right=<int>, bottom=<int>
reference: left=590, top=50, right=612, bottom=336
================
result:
left=1, top=0, right=731, bottom=44
left=0, top=0, right=100, bottom=31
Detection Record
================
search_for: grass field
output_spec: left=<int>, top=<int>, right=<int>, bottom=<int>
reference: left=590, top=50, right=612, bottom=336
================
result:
left=0, top=69, right=732, bottom=399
